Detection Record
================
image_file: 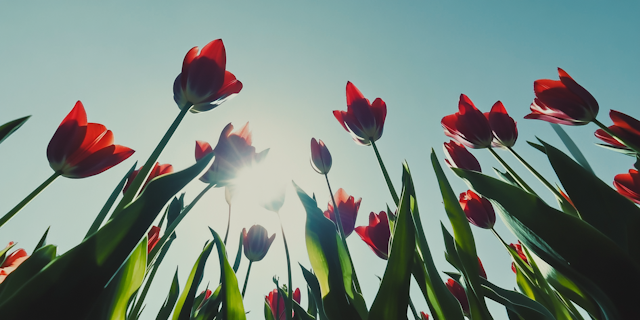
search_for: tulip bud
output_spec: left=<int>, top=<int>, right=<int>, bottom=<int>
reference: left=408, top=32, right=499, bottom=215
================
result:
left=243, top=225, right=276, bottom=262
left=266, top=287, right=301, bottom=320
left=485, top=101, right=518, bottom=148
left=446, top=278, right=470, bottom=315
left=310, top=138, right=332, bottom=174
left=420, top=312, right=430, bottom=320
left=459, top=190, right=495, bottom=229
left=444, top=140, right=481, bottom=172
left=147, top=226, right=161, bottom=253
left=614, top=169, right=640, bottom=204
left=510, top=241, right=530, bottom=273
left=478, top=257, right=487, bottom=279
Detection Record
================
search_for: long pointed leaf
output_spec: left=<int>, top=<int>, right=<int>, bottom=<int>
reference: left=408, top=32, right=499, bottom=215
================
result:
left=156, top=268, right=180, bottom=320
left=550, top=123, right=594, bottom=174
left=172, top=241, right=213, bottom=320
left=209, top=227, right=247, bottom=320
left=0, top=115, right=30, bottom=145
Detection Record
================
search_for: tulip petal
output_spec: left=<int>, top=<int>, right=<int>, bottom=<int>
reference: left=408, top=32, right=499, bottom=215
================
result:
left=64, top=145, right=135, bottom=178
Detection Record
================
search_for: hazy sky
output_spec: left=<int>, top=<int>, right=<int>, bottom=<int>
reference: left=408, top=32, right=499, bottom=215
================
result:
left=1, top=1, right=639, bottom=319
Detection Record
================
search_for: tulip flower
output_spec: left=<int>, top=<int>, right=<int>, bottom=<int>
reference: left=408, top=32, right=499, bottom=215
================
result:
left=420, top=312, right=430, bottom=320
left=242, top=225, right=276, bottom=262
left=47, top=101, right=134, bottom=178
left=595, top=110, right=640, bottom=151
left=123, top=162, right=173, bottom=195
left=459, top=190, right=496, bottom=229
left=441, top=94, right=493, bottom=149
left=196, top=122, right=269, bottom=187
left=195, top=289, right=213, bottom=310
left=0, top=243, right=28, bottom=284
left=485, top=101, right=518, bottom=148
left=525, top=68, right=598, bottom=125
left=510, top=241, right=530, bottom=273
left=173, top=39, right=243, bottom=113
left=614, top=169, right=640, bottom=204
left=478, top=257, right=487, bottom=279
left=324, top=188, right=362, bottom=237
left=147, top=226, right=160, bottom=253
left=355, top=211, right=391, bottom=260
left=446, top=278, right=470, bottom=315
left=310, top=138, right=332, bottom=174
left=266, top=287, right=301, bottom=320
left=333, top=82, right=387, bottom=146
left=443, top=140, right=482, bottom=172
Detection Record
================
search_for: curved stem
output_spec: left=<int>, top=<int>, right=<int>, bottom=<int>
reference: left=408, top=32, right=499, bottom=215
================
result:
left=371, top=140, right=399, bottom=206
left=593, top=118, right=640, bottom=154
left=408, top=296, right=420, bottom=320
left=506, top=146, right=564, bottom=200
left=113, top=106, right=190, bottom=218
left=223, top=203, right=232, bottom=245
left=277, top=214, right=293, bottom=320
left=0, top=172, right=60, bottom=229
left=241, top=260, right=253, bottom=298
left=487, top=148, right=536, bottom=195
left=325, top=174, right=362, bottom=293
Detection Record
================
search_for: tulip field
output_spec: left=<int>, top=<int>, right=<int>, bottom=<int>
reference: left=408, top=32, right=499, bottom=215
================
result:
left=1, top=2, right=639, bottom=320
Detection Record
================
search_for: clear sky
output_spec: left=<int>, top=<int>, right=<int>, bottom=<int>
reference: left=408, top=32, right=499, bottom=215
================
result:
left=1, top=1, right=639, bottom=319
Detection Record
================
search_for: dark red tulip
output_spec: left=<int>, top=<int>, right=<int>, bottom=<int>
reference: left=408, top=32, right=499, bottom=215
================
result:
left=334, top=82, right=387, bottom=146
left=266, top=287, right=301, bottom=320
left=446, top=278, right=469, bottom=315
left=614, top=169, right=640, bottom=204
left=242, top=225, right=276, bottom=262
left=595, top=110, right=640, bottom=151
left=47, top=101, right=134, bottom=178
left=442, top=94, right=493, bottom=149
left=526, top=68, right=598, bottom=125
left=443, top=140, right=481, bottom=172
left=123, top=162, right=174, bottom=195
left=420, top=312, right=429, bottom=320
left=459, top=190, right=495, bottom=229
left=196, top=122, right=269, bottom=187
left=324, top=188, right=362, bottom=237
left=310, top=138, right=332, bottom=174
left=0, top=242, right=28, bottom=283
left=147, top=226, right=160, bottom=253
left=485, top=101, right=518, bottom=147
left=478, top=257, right=487, bottom=279
left=355, top=211, right=391, bottom=260
left=173, top=39, right=243, bottom=112
left=510, top=241, right=530, bottom=273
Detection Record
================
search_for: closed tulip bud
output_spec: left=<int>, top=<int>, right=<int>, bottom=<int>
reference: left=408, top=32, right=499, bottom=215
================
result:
left=243, top=225, right=276, bottom=262
left=459, top=190, right=496, bottom=229
left=147, top=226, right=160, bottom=253
left=310, top=138, right=332, bottom=174
left=478, top=257, right=487, bottom=279
left=420, top=312, right=430, bottom=320
left=441, top=94, right=493, bottom=149
left=444, top=140, right=482, bottom=172
left=266, top=287, right=301, bottom=320
left=446, top=278, right=470, bottom=316
left=485, top=101, right=518, bottom=148
left=334, top=82, right=387, bottom=146
left=614, top=169, right=640, bottom=204
left=510, top=241, right=530, bottom=273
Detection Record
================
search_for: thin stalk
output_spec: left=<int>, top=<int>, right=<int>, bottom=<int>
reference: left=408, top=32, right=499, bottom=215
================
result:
left=1, top=172, right=60, bottom=229
left=325, top=174, right=362, bottom=293
left=112, top=106, right=190, bottom=218
left=506, top=146, right=564, bottom=200
left=593, top=118, right=640, bottom=154
left=277, top=214, right=293, bottom=320
left=371, top=140, right=399, bottom=206
left=223, top=204, right=232, bottom=245
left=487, top=148, right=536, bottom=195
left=408, top=297, right=420, bottom=320
left=490, top=228, right=509, bottom=249
left=241, top=261, right=253, bottom=298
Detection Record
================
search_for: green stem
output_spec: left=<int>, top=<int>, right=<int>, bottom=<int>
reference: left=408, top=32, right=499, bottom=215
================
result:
left=112, top=106, right=190, bottom=219
left=241, top=261, right=253, bottom=298
left=506, top=146, right=564, bottom=200
left=371, top=140, right=399, bottom=206
left=223, top=203, right=231, bottom=246
left=131, top=237, right=175, bottom=318
left=325, top=174, right=362, bottom=293
left=409, top=296, right=420, bottom=320
left=277, top=214, right=293, bottom=320
left=0, top=172, right=60, bottom=229
left=487, top=148, right=536, bottom=195
left=593, top=118, right=640, bottom=154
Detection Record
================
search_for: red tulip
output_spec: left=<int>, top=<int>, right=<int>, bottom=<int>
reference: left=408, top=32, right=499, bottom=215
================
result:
left=266, top=287, right=301, bottom=320
left=478, top=257, right=487, bottom=279
left=196, top=122, right=269, bottom=186
left=485, top=101, right=518, bottom=147
left=173, top=39, right=243, bottom=112
left=614, top=169, right=640, bottom=204
left=443, top=140, right=482, bottom=172
left=0, top=242, right=28, bottom=283
left=47, top=101, right=134, bottom=178
left=310, top=138, right=332, bottom=174
left=441, top=94, right=493, bottom=149
left=333, top=82, right=387, bottom=146
left=510, top=241, right=530, bottom=273
left=355, top=211, right=391, bottom=260
left=242, top=225, right=276, bottom=262
left=446, top=278, right=469, bottom=315
left=147, top=226, right=160, bottom=253
left=123, top=162, right=174, bottom=195
left=324, top=188, right=362, bottom=237
left=420, top=312, right=430, bottom=320
left=459, top=190, right=495, bottom=229
left=526, top=68, right=598, bottom=125
left=595, top=110, right=640, bottom=151
left=196, top=289, right=213, bottom=310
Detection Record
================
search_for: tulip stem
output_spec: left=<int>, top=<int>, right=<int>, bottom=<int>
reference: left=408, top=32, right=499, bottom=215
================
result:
left=371, top=140, right=399, bottom=206
left=241, top=261, right=253, bottom=298
left=325, top=174, right=362, bottom=294
left=487, top=148, right=536, bottom=195
left=593, top=119, right=640, bottom=155
left=0, top=172, right=60, bottom=229
left=112, top=106, right=190, bottom=219
left=223, top=204, right=232, bottom=245
left=506, top=146, right=565, bottom=200
left=408, top=297, right=420, bottom=320
left=277, top=214, right=293, bottom=320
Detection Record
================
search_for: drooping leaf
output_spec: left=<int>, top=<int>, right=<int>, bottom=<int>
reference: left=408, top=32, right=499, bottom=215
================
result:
left=172, top=241, right=213, bottom=320
left=156, top=268, right=180, bottom=320
left=480, top=276, right=555, bottom=320
left=0, top=115, right=30, bottom=145
left=550, top=123, right=594, bottom=174
left=209, top=227, right=246, bottom=320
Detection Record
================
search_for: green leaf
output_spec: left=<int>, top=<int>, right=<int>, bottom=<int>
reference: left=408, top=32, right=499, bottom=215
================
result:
left=452, top=167, right=640, bottom=319
left=0, top=153, right=213, bottom=320
left=306, top=287, right=318, bottom=318
left=0, top=244, right=56, bottom=300
left=265, top=300, right=277, bottom=320
left=293, top=182, right=363, bottom=320
left=480, top=275, right=555, bottom=320
left=595, top=143, right=636, bottom=156
left=441, top=223, right=462, bottom=271
left=492, top=168, right=520, bottom=188
left=34, top=226, right=50, bottom=251
left=0, top=115, right=29, bottom=145
left=526, top=141, right=546, bottom=154
left=550, top=123, right=594, bottom=174
left=300, top=265, right=328, bottom=320
left=172, top=241, right=213, bottom=320
left=193, top=285, right=222, bottom=320
left=233, top=230, right=243, bottom=273
left=156, top=268, right=180, bottom=320
left=209, top=227, right=247, bottom=320
left=542, top=265, right=601, bottom=318
left=368, top=162, right=416, bottom=320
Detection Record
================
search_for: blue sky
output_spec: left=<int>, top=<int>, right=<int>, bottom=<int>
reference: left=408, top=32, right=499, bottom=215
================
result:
left=1, top=1, right=639, bottom=319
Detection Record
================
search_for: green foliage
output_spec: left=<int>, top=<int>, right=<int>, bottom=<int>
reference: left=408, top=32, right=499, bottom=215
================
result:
left=0, top=115, right=29, bottom=145
left=209, top=227, right=247, bottom=320
left=156, top=269, right=180, bottom=320
left=172, top=241, right=213, bottom=320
